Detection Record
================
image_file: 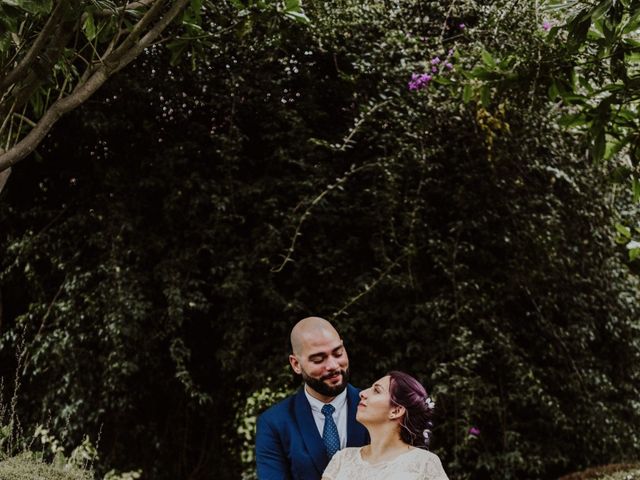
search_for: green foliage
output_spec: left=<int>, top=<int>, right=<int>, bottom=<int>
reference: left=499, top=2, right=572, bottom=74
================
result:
left=235, top=378, right=294, bottom=479
left=0, top=1, right=639, bottom=479
left=462, top=0, right=640, bottom=259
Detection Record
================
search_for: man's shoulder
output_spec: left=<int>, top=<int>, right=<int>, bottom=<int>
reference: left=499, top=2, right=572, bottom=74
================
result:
left=259, top=390, right=299, bottom=422
left=345, top=383, right=360, bottom=395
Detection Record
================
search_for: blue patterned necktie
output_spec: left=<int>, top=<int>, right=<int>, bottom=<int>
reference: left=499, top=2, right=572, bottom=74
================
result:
left=321, top=404, right=340, bottom=458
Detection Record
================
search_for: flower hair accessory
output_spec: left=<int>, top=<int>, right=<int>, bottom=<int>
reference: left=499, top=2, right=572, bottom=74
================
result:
left=424, top=396, right=435, bottom=410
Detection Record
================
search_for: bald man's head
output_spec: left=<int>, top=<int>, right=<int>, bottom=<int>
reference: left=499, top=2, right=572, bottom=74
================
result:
left=290, top=316, right=339, bottom=356
left=288, top=316, right=349, bottom=401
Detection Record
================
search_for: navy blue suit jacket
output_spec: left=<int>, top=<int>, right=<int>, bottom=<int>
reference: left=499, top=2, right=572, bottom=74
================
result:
left=255, top=384, right=369, bottom=480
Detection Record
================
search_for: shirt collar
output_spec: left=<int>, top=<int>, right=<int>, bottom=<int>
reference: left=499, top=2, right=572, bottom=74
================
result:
left=304, top=384, right=348, bottom=413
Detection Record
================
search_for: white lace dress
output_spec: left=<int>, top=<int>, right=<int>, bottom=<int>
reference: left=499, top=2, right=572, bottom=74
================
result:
left=322, top=447, right=449, bottom=480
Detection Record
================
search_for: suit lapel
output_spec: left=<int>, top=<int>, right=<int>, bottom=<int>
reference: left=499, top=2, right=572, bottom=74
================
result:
left=346, top=384, right=368, bottom=447
left=294, top=388, right=328, bottom=475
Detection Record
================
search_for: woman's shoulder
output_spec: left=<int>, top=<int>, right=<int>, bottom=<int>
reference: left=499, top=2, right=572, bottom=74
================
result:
left=408, top=449, right=448, bottom=479
left=322, top=447, right=363, bottom=479
left=335, top=447, right=362, bottom=461
left=410, top=448, right=441, bottom=461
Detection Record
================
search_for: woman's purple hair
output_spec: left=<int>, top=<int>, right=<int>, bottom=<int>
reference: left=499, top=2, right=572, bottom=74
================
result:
left=388, top=371, right=435, bottom=449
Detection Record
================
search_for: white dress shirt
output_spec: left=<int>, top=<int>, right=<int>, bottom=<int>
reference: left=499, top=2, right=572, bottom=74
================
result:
left=304, top=385, right=348, bottom=449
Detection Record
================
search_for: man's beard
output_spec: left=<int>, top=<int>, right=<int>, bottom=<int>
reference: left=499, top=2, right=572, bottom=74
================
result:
left=302, top=367, right=350, bottom=397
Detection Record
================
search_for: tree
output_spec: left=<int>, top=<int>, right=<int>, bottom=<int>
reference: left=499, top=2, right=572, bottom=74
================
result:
left=0, top=0, right=310, bottom=190
left=1, top=1, right=639, bottom=478
left=0, top=1, right=195, bottom=178
left=462, top=0, right=640, bottom=260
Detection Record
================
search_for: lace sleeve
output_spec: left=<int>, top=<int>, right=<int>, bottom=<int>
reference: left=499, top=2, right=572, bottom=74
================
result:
left=423, top=452, right=449, bottom=480
left=322, top=450, right=345, bottom=480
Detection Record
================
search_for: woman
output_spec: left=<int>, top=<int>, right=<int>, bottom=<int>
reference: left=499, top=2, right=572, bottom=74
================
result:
left=322, top=371, right=448, bottom=480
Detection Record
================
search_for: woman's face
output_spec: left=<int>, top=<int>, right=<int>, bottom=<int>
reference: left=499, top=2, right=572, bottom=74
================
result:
left=356, top=375, right=397, bottom=425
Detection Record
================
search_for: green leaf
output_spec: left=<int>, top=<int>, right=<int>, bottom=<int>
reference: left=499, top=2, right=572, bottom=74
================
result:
left=469, top=67, right=503, bottom=81
left=83, top=12, right=97, bottom=41
left=548, top=81, right=560, bottom=100
left=481, top=50, right=496, bottom=68
left=558, top=113, right=588, bottom=128
left=462, top=83, right=473, bottom=103
left=604, top=138, right=625, bottom=161
left=167, top=38, right=189, bottom=66
left=480, top=85, right=491, bottom=107
left=615, top=223, right=631, bottom=239
left=283, top=10, right=310, bottom=24
left=0, top=0, right=52, bottom=14
left=432, top=76, right=453, bottom=86
left=591, top=128, right=606, bottom=162
left=589, top=0, right=613, bottom=22
left=632, top=177, right=640, bottom=204
left=229, top=0, right=246, bottom=9
left=284, top=0, right=301, bottom=10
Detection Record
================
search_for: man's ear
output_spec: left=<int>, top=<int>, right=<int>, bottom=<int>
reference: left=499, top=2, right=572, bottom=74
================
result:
left=289, top=354, right=302, bottom=375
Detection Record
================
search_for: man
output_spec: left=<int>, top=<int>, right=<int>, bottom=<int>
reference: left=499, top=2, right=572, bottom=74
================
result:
left=256, top=316, right=369, bottom=480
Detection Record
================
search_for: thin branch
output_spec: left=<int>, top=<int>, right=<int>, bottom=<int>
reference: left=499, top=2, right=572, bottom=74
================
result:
left=332, top=253, right=407, bottom=318
left=0, top=99, right=17, bottom=138
left=338, top=100, right=389, bottom=151
left=524, top=286, right=589, bottom=394
left=271, top=162, right=379, bottom=273
left=36, top=282, right=65, bottom=339
left=439, top=0, right=457, bottom=44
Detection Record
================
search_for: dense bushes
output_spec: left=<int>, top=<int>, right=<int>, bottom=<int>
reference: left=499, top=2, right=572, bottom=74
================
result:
left=0, top=1, right=638, bottom=479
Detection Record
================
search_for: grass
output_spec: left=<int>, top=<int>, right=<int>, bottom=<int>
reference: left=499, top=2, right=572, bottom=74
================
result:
left=0, top=453, right=91, bottom=480
left=559, top=464, right=640, bottom=480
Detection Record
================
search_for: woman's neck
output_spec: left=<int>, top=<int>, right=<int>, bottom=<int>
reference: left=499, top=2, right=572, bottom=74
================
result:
left=362, top=425, right=411, bottom=463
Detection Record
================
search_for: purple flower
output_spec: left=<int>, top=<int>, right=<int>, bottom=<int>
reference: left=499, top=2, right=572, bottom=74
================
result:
left=445, top=62, right=453, bottom=70
left=431, top=56, right=441, bottom=65
left=447, top=48, right=455, bottom=57
left=542, top=20, right=552, bottom=31
left=468, top=427, right=480, bottom=437
left=459, top=23, right=465, bottom=30
left=431, top=66, right=438, bottom=72
left=408, top=73, right=432, bottom=91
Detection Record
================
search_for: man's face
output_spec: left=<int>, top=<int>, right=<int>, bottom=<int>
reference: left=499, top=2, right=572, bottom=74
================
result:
left=289, top=329, right=350, bottom=400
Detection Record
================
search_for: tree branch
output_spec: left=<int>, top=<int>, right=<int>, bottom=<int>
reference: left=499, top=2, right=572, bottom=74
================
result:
left=104, top=0, right=166, bottom=65
left=0, top=165, right=8, bottom=194
left=0, top=0, right=190, bottom=173
left=0, top=1, right=68, bottom=92
left=0, top=10, right=78, bottom=122
left=109, top=0, right=191, bottom=74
